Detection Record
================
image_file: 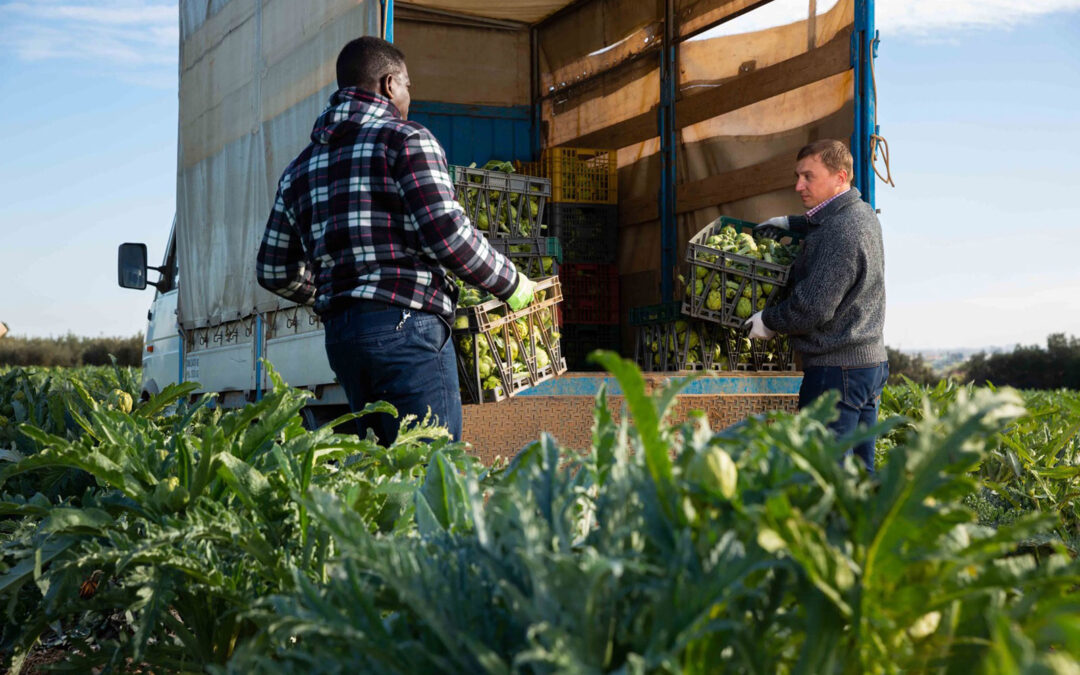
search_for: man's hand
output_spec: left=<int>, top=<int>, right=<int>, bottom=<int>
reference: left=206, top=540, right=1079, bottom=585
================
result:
left=506, top=276, right=536, bottom=312
left=753, top=216, right=790, bottom=240
left=745, top=311, right=776, bottom=340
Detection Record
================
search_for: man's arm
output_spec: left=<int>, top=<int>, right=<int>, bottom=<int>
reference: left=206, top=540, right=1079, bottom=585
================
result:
left=256, top=182, right=317, bottom=306
left=762, top=237, right=858, bottom=335
left=394, top=128, right=520, bottom=301
left=786, top=215, right=810, bottom=236
left=754, top=214, right=809, bottom=239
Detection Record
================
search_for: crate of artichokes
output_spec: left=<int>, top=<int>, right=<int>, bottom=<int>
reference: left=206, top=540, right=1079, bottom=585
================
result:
left=453, top=276, right=566, bottom=404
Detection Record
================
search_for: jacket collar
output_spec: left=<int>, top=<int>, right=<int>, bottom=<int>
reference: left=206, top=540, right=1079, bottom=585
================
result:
left=807, top=187, right=862, bottom=225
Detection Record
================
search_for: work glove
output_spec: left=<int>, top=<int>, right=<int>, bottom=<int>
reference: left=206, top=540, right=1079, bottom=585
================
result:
left=506, top=275, right=537, bottom=312
left=744, top=311, right=776, bottom=340
left=753, top=216, right=789, bottom=240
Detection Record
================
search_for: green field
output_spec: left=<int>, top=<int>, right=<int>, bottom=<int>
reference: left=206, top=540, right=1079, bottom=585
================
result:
left=1, top=361, right=1079, bottom=673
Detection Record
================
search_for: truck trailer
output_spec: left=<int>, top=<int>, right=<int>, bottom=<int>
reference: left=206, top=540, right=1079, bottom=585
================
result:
left=119, top=0, right=882, bottom=461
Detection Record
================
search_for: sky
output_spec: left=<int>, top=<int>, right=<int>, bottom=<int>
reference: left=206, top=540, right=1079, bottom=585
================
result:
left=0, top=0, right=1079, bottom=352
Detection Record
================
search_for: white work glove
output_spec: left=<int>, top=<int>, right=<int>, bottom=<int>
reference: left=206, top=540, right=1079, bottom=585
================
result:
left=753, top=216, right=790, bottom=240
left=506, top=275, right=536, bottom=312
left=744, top=311, right=776, bottom=340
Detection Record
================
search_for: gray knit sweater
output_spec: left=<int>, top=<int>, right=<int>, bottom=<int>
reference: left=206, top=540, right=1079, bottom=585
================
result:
left=761, top=188, right=886, bottom=368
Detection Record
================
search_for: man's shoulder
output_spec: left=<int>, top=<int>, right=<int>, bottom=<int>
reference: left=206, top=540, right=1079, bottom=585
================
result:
left=279, top=141, right=324, bottom=186
left=826, top=193, right=878, bottom=229
left=374, top=117, right=437, bottom=143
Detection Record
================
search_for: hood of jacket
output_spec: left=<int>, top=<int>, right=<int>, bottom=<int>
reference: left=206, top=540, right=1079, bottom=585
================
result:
left=310, top=87, right=401, bottom=145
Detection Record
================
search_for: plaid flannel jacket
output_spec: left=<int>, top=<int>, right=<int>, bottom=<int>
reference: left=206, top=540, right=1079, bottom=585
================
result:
left=256, top=88, right=519, bottom=319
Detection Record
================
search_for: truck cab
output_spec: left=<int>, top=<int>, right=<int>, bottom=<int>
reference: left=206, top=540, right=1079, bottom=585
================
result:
left=118, top=227, right=179, bottom=401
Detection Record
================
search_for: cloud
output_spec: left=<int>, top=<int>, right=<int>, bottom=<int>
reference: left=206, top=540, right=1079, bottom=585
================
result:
left=880, top=0, right=1080, bottom=35
left=0, top=1, right=178, bottom=84
left=697, top=0, right=1080, bottom=39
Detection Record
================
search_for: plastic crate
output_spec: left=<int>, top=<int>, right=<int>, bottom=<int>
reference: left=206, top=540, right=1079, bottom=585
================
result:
left=682, top=216, right=803, bottom=329
left=454, top=276, right=567, bottom=404
left=560, top=323, right=622, bottom=371
left=629, top=301, right=683, bottom=327
left=452, top=165, right=552, bottom=238
left=630, top=304, right=727, bottom=373
left=490, top=237, right=562, bottom=279
left=559, top=263, right=620, bottom=325
left=549, top=203, right=618, bottom=264
left=719, top=328, right=797, bottom=372
left=545, top=147, right=618, bottom=204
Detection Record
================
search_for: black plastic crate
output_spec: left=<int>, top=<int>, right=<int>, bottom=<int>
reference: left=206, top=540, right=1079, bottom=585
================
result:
left=490, top=237, right=562, bottom=278
left=719, top=329, right=797, bottom=372
left=631, top=303, right=729, bottom=373
left=548, top=203, right=618, bottom=264
left=629, top=301, right=683, bottom=327
left=560, top=323, right=621, bottom=371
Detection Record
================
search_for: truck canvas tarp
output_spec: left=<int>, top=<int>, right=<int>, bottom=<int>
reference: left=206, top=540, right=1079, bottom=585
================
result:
left=176, top=0, right=381, bottom=330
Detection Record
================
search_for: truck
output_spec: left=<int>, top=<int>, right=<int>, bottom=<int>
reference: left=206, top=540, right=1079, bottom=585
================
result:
left=118, top=0, right=883, bottom=459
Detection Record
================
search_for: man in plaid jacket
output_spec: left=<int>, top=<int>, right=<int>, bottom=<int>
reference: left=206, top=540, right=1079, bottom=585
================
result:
left=257, top=36, right=535, bottom=445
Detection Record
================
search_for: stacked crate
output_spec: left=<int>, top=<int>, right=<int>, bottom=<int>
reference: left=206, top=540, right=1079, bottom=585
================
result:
left=681, top=216, right=800, bottom=372
left=629, top=217, right=804, bottom=374
left=519, top=148, right=620, bottom=370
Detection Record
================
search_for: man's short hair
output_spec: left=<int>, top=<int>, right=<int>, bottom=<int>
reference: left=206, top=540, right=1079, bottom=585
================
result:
left=336, top=36, right=406, bottom=90
left=797, top=139, right=854, bottom=184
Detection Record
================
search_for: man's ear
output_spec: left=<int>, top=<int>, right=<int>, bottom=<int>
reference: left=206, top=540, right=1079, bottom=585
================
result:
left=386, top=72, right=403, bottom=99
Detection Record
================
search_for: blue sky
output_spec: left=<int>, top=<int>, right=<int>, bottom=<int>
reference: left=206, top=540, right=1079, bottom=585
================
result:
left=0, top=0, right=1078, bottom=351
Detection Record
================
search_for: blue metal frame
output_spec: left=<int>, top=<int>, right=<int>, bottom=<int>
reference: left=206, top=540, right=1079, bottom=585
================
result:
left=659, top=7, right=678, bottom=303
left=519, top=373, right=801, bottom=397
left=254, top=314, right=263, bottom=402
left=852, top=0, right=877, bottom=208
left=382, top=0, right=394, bottom=42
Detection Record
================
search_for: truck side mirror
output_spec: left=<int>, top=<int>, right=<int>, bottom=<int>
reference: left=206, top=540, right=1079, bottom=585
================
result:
left=118, top=243, right=149, bottom=290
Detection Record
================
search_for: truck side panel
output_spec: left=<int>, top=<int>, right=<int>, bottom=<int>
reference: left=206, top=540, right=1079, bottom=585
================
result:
left=410, top=102, right=533, bottom=167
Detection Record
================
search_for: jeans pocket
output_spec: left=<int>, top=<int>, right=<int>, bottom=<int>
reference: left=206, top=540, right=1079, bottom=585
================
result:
left=411, top=315, right=449, bottom=355
left=842, top=365, right=881, bottom=409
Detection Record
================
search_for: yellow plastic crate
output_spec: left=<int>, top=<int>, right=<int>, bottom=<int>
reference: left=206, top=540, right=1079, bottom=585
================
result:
left=516, top=148, right=617, bottom=204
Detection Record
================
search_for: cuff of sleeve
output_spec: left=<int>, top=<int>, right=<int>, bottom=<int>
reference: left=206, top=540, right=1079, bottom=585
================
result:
left=788, top=215, right=810, bottom=235
left=495, top=270, right=521, bottom=303
left=761, top=306, right=779, bottom=333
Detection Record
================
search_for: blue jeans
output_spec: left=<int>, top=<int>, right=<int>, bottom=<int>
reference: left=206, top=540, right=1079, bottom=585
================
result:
left=798, top=362, right=889, bottom=472
left=323, top=303, right=462, bottom=445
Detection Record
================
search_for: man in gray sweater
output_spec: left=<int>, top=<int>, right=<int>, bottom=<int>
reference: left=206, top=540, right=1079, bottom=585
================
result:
left=745, top=139, right=888, bottom=471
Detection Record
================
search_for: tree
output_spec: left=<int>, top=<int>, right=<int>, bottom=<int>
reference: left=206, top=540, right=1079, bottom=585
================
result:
left=960, top=333, right=1080, bottom=390
left=886, top=347, right=937, bottom=386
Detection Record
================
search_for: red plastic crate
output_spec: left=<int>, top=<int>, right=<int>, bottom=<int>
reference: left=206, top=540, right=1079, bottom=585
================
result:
left=559, top=263, right=620, bottom=325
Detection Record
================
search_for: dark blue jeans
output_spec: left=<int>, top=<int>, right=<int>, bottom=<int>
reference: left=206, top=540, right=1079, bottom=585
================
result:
left=324, top=303, right=462, bottom=445
left=798, top=362, right=890, bottom=472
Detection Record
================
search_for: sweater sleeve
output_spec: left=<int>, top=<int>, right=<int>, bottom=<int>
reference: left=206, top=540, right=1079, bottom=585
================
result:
left=762, top=234, right=859, bottom=335
left=393, top=127, right=519, bottom=301
left=787, top=215, right=810, bottom=236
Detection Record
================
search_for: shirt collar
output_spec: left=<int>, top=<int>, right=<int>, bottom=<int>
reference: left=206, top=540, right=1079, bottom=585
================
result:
left=805, top=187, right=850, bottom=220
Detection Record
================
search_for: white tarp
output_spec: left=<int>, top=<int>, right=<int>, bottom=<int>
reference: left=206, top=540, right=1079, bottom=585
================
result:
left=177, top=0, right=381, bottom=329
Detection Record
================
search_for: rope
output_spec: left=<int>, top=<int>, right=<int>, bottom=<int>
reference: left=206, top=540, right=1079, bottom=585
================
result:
left=868, top=37, right=895, bottom=187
